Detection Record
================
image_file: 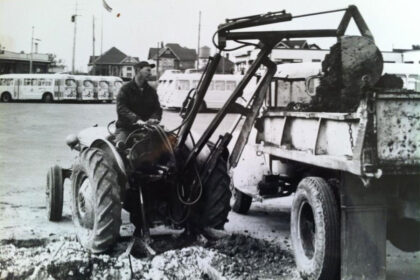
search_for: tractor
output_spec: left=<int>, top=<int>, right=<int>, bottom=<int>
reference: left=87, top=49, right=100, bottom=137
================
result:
left=45, top=5, right=419, bottom=279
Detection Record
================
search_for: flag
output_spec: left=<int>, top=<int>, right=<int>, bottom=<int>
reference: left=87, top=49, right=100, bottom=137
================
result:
left=102, top=0, right=112, bottom=12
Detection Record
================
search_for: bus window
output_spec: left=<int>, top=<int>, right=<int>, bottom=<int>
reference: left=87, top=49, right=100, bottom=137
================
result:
left=208, top=81, right=215, bottom=90
left=99, top=81, right=109, bottom=88
left=409, top=74, right=419, bottom=81
left=226, top=81, right=236, bottom=91
left=176, top=80, right=190, bottom=90
left=24, top=79, right=31, bottom=86
left=45, top=79, right=52, bottom=86
left=192, top=80, right=199, bottom=88
left=31, top=79, right=37, bottom=86
left=215, top=81, right=225, bottom=91
left=65, top=79, right=76, bottom=87
left=0, top=79, right=3, bottom=85
left=83, top=80, right=94, bottom=87
left=38, top=79, right=45, bottom=86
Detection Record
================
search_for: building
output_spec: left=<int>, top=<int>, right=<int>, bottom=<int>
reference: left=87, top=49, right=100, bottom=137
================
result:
left=148, top=43, right=197, bottom=75
left=0, top=48, right=51, bottom=74
left=88, top=47, right=139, bottom=79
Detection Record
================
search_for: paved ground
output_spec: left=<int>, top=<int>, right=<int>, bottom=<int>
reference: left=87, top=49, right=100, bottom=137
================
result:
left=0, top=102, right=418, bottom=279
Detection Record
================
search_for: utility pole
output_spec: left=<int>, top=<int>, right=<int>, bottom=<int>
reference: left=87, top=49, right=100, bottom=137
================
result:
left=29, top=26, right=34, bottom=73
left=196, top=11, right=201, bottom=69
left=156, top=42, right=160, bottom=79
left=101, top=10, right=104, bottom=55
left=92, top=15, right=96, bottom=75
left=72, top=0, right=78, bottom=74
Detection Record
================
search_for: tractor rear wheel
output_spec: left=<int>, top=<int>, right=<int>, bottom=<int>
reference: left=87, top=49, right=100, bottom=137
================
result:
left=192, top=157, right=232, bottom=229
left=46, top=165, right=64, bottom=221
left=291, top=177, right=340, bottom=280
left=71, top=148, right=122, bottom=253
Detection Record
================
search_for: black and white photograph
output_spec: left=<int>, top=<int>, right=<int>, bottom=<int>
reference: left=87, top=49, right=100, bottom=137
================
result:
left=0, top=0, right=419, bottom=279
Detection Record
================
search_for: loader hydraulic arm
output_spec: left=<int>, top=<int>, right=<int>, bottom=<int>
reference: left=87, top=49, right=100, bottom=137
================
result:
left=177, top=5, right=374, bottom=172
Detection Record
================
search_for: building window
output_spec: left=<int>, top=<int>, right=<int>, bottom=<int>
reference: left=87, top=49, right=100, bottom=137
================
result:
left=312, top=59, right=321, bottom=62
left=127, top=66, right=132, bottom=71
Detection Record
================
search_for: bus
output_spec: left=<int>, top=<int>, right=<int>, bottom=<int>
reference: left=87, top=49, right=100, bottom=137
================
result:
left=157, top=72, right=252, bottom=110
left=0, top=73, right=77, bottom=102
left=383, top=63, right=420, bottom=91
left=75, top=75, right=96, bottom=101
left=103, top=76, right=123, bottom=101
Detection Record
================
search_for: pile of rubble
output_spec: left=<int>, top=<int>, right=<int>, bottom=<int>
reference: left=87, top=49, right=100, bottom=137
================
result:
left=0, top=233, right=298, bottom=280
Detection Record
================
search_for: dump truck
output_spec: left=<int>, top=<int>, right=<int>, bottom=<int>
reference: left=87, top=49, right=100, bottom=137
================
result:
left=227, top=7, right=420, bottom=280
left=46, top=5, right=418, bottom=280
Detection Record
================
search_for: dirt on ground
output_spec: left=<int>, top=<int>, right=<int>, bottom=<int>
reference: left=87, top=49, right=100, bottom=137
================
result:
left=0, top=233, right=298, bottom=280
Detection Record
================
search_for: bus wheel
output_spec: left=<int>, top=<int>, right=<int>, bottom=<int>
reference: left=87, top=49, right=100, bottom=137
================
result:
left=1, top=92, right=12, bottom=102
left=43, top=93, right=54, bottom=103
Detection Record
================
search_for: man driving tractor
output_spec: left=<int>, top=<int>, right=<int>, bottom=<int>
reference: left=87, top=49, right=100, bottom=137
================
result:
left=115, top=61, right=162, bottom=143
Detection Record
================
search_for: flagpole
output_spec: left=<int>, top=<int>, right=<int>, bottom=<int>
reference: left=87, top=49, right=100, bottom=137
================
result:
left=72, top=0, right=78, bottom=74
left=101, top=8, right=103, bottom=55
left=30, top=26, right=34, bottom=73
left=196, top=11, right=201, bottom=69
left=92, top=15, right=96, bottom=74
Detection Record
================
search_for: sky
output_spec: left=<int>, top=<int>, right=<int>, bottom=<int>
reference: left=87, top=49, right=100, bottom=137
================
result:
left=1, top=0, right=419, bottom=72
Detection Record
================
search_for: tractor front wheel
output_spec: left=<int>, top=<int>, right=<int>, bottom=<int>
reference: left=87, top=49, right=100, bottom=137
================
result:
left=46, top=165, right=64, bottom=221
left=230, top=186, right=252, bottom=214
left=191, top=156, right=232, bottom=229
left=71, top=148, right=122, bottom=253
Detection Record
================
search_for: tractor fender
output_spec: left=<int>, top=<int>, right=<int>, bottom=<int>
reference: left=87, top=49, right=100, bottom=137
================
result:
left=90, top=138, right=127, bottom=178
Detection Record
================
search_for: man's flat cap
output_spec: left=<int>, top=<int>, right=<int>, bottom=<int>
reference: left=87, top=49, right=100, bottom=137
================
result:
left=135, top=61, right=155, bottom=69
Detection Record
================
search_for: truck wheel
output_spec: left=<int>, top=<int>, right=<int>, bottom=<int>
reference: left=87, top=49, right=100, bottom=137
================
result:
left=291, top=177, right=340, bottom=280
left=46, top=165, right=64, bottom=221
left=193, top=157, right=232, bottom=229
left=71, top=148, right=122, bottom=253
left=388, top=218, right=420, bottom=252
left=230, top=186, right=252, bottom=214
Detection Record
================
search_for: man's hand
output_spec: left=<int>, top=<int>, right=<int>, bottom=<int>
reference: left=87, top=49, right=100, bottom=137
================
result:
left=146, top=119, right=160, bottom=125
left=136, top=119, right=146, bottom=126
left=136, top=119, right=160, bottom=126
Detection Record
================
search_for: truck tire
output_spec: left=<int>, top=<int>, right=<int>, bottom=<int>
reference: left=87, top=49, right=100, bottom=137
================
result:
left=291, top=177, right=340, bottom=280
left=46, top=165, right=64, bottom=221
left=388, top=218, right=420, bottom=252
left=230, top=186, right=252, bottom=214
left=193, top=157, right=232, bottom=229
left=71, top=148, right=122, bottom=253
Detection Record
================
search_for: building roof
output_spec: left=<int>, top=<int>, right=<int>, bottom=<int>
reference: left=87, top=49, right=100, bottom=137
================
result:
left=0, top=50, right=51, bottom=63
left=89, top=47, right=138, bottom=65
left=148, top=43, right=197, bottom=61
left=275, top=40, right=320, bottom=50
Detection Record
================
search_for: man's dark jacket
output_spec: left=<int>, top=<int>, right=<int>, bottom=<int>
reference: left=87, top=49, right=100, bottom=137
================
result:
left=116, top=80, right=162, bottom=129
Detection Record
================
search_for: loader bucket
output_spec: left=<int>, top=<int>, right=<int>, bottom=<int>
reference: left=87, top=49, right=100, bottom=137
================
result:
left=341, top=35, right=383, bottom=89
